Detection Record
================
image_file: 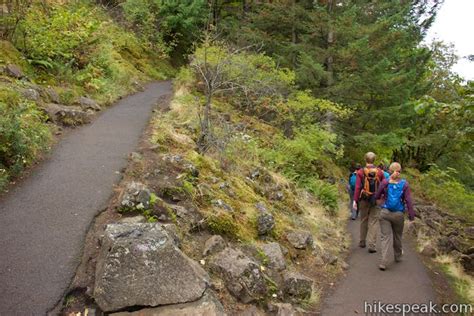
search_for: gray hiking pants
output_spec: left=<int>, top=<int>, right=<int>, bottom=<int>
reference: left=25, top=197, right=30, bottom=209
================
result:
left=380, top=208, right=405, bottom=265
left=359, top=200, right=380, bottom=250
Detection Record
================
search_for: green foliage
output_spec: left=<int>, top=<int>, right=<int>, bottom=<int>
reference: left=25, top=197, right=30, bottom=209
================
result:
left=261, top=126, right=341, bottom=214
left=303, top=179, right=339, bottom=216
left=17, top=4, right=101, bottom=66
left=394, top=93, right=473, bottom=185
left=284, top=91, right=350, bottom=126
left=11, top=2, right=172, bottom=104
left=191, top=42, right=295, bottom=111
left=0, top=88, right=51, bottom=190
left=263, top=126, right=342, bottom=182
left=406, top=166, right=474, bottom=223
left=121, top=0, right=208, bottom=61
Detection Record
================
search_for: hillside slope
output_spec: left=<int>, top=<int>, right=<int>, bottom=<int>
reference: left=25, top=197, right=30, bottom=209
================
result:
left=0, top=2, right=173, bottom=191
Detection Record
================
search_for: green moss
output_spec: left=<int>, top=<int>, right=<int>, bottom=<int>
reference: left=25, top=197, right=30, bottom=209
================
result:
left=206, top=211, right=239, bottom=239
left=255, top=249, right=269, bottom=266
left=182, top=179, right=195, bottom=196
left=0, top=40, right=29, bottom=70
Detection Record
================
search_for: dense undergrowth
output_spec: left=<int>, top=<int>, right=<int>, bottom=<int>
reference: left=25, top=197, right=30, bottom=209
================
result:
left=0, top=1, right=174, bottom=191
left=406, top=167, right=474, bottom=223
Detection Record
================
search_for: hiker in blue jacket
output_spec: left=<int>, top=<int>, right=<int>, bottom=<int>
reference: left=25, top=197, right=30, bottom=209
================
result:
left=374, top=162, right=415, bottom=271
left=347, top=164, right=361, bottom=220
left=379, top=163, right=390, bottom=180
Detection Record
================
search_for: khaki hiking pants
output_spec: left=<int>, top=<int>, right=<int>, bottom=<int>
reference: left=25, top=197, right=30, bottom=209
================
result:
left=380, top=208, right=404, bottom=265
left=359, top=200, right=380, bottom=250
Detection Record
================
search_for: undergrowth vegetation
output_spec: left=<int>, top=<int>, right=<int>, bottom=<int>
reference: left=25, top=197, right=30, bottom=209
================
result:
left=181, top=43, right=346, bottom=214
left=10, top=2, right=173, bottom=103
left=150, top=77, right=346, bottom=249
left=0, top=1, right=174, bottom=191
left=0, top=87, right=51, bottom=189
left=406, top=167, right=474, bottom=223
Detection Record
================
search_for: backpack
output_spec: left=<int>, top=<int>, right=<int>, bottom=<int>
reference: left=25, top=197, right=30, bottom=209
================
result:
left=349, top=173, right=357, bottom=191
left=383, top=179, right=407, bottom=212
left=360, top=167, right=381, bottom=203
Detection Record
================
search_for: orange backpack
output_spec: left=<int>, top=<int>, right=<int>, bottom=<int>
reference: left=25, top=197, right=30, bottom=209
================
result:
left=360, top=167, right=381, bottom=201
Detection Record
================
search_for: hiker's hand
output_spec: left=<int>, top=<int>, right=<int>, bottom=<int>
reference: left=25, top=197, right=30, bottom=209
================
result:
left=352, top=201, right=357, bottom=210
left=409, top=216, right=415, bottom=222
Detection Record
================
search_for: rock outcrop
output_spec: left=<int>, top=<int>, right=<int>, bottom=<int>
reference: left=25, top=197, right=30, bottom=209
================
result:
left=120, top=181, right=151, bottom=210
left=4, top=64, right=23, bottom=78
left=286, top=230, right=313, bottom=249
left=203, top=235, right=226, bottom=256
left=78, top=96, right=101, bottom=111
left=257, top=212, right=275, bottom=236
left=41, top=103, right=93, bottom=126
left=210, top=247, right=267, bottom=303
left=282, top=272, right=313, bottom=301
left=110, top=290, right=225, bottom=316
left=94, top=223, right=209, bottom=312
left=261, top=242, right=286, bottom=271
left=411, top=200, right=474, bottom=275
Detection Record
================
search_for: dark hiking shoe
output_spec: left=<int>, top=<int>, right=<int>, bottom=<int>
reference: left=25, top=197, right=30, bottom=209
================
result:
left=395, top=249, right=404, bottom=262
left=368, top=248, right=377, bottom=253
left=379, top=264, right=386, bottom=271
left=359, top=240, right=366, bottom=248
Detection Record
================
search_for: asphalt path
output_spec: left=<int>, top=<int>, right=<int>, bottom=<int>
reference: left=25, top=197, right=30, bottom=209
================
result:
left=321, top=216, right=436, bottom=315
left=0, top=81, right=171, bottom=315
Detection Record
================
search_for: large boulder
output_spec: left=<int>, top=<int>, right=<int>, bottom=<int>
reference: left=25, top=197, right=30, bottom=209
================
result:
left=438, top=235, right=466, bottom=254
left=261, top=242, right=286, bottom=271
left=257, top=212, right=275, bottom=236
left=4, top=64, right=23, bottom=78
left=121, top=181, right=151, bottom=210
left=203, top=235, right=226, bottom=256
left=21, top=88, right=40, bottom=101
left=267, top=303, right=298, bottom=316
left=42, top=87, right=61, bottom=103
left=77, top=96, right=101, bottom=111
left=210, top=247, right=267, bottom=303
left=282, top=272, right=313, bottom=301
left=286, top=230, right=313, bottom=249
left=110, top=290, right=225, bottom=316
left=41, top=103, right=92, bottom=126
left=420, top=243, right=438, bottom=258
left=94, top=223, right=209, bottom=312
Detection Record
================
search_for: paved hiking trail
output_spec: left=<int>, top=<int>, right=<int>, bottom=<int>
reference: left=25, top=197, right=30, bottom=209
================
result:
left=0, top=81, right=171, bottom=315
left=322, top=217, right=436, bottom=315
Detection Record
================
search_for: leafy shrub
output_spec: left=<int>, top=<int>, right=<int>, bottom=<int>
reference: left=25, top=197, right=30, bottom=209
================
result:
left=303, top=179, right=339, bottom=215
left=0, top=88, right=51, bottom=190
left=406, top=166, right=474, bottom=222
left=284, top=90, right=350, bottom=126
left=263, top=126, right=342, bottom=182
left=259, top=126, right=342, bottom=214
left=11, top=2, right=173, bottom=104
left=16, top=4, right=101, bottom=68
left=191, top=43, right=295, bottom=111
left=121, top=0, right=208, bottom=60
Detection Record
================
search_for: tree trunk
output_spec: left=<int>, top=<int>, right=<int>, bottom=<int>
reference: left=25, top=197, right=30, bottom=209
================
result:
left=198, top=92, right=212, bottom=153
left=291, top=0, right=297, bottom=67
left=326, top=0, right=334, bottom=86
